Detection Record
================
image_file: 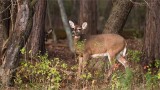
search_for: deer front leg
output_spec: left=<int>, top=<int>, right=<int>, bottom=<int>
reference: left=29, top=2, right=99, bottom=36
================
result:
left=77, top=52, right=90, bottom=79
left=77, top=56, right=83, bottom=80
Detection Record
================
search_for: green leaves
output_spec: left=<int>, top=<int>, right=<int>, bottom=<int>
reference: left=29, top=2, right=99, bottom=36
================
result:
left=127, top=49, right=142, bottom=63
left=15, top=53, right=67, bottom=89
left=81, top=72, right=92, bottom=80
left=110, top=68, right=133, bottom=90
left=20, top=47, right=26, bottom=54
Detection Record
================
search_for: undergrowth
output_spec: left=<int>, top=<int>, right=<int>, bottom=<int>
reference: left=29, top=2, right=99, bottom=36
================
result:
left=10, top=48, right=160, bottom=90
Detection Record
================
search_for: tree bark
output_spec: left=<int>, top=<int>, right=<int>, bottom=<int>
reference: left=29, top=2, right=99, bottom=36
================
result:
left=71, top=0, right=80, bottom=22
left=103, top=0, right=134, bottom=34
left=47, top=0, right=57, bottom=43
left=142, top=0, right=160, bottom=73
left=103, top=0, right=113, bottom=20
left=0, top=0, right=10, bottom=40
left=79, top=0, right=98, bottom=36
left=57, top=0, right=75, bottom=53
left=0, top=0, right=33, bottom=86
left=0, top=0, right=11, bottom=64
left=27, top=0, right=47, bottom=56
left=10, top=0, right=17, bottom=33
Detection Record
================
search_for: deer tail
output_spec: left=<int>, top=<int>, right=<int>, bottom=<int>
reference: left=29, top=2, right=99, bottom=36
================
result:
left=122, top=42, right=127, bottom=57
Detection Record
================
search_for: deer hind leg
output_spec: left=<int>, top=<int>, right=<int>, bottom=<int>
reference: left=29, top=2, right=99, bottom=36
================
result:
left=106, top=48, right=129, bottom=82
left=107, top=51, right=117, bottom=65
left=106, top=52, right=117, bottom=79
left=116, top=47, right=129, bottom=68
left=116, top=55, right=129, bottom=68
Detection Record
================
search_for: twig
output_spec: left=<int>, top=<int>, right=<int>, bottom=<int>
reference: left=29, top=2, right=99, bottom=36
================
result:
left=0, top=4, right=11, bottom=15
left=2, top=16, right=11, bottom=21
left=59, top=68, right=74, bottom=76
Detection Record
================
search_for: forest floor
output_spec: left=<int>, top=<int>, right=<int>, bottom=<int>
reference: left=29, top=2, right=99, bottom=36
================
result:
left=2, top=36, right=159, bottom=90
left=44, top=38, right=145, bottom=90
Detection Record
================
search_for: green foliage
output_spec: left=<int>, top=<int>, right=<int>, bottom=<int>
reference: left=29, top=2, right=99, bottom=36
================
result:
left=127, top=49, right=142, bottom=63
left=110, top=72, right=122, bottom=90
left=110, top=68, right=133, bottom=90
left=15, top=53, right=68, bottom=90
left=75, top=41, right=85, bottom=53
left=145, top=68, right=159, bottom=90
left=144, top=60, right=160, bottom=90
left=20, top=47, right=26, bottom=54
left=155, top=59, right=160, bottom=68
left=122, top=68, right=133, bottom=90
left=15, top=48, right=160, bottom=90
left=81, top=72, right=92, bottom=80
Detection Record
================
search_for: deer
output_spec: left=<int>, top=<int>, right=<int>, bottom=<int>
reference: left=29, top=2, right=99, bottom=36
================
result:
left=69, top=20, right=129, bottom=80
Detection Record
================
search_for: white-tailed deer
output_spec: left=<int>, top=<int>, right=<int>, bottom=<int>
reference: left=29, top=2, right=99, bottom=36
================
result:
left=69, top=20, right=129, bottom=79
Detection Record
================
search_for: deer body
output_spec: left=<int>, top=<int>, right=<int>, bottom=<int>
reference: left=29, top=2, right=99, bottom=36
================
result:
left=82, top=33, right=128, bottom=66
left=69, top=20, right=129, bottom=79
left=85, top=34, right=125, bottom=56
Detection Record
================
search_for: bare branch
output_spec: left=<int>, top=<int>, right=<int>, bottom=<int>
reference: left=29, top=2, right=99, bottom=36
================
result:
left=0, top=4, right=11, bottom=15
left=0, top=16, right=11, bottom=22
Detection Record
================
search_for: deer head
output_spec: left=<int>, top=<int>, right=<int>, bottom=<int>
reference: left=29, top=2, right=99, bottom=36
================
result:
left=69, top=20, right=87, bottom=41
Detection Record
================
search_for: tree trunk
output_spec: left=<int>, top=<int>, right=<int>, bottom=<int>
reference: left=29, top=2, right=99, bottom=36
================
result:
left=47, top=0, right=57, bottom=43
left=79, top=0, right=98, bottom=36
left=71, top=0, right=80, bottom=22
left=142, top=0, right=160, bottom=73
left=0, top=0, right=5, bottom=60
left=0, top=0, right=33, bottom=86
left=0, top=4, right=3, bottom=63
left=103, top=0, right=113, bottom=20
left=27, top=0, right=47, bottom=56
left=0, top=0, right=10, bottom=40
left=0, top=0, right=10, bottom=38
left=0, top=0, right=11, bottom=64
left=57, top=0, right=75, bottom=53
left=10, top=0, right=17, bottom=33
left=103, top=0, right=134, bottom=34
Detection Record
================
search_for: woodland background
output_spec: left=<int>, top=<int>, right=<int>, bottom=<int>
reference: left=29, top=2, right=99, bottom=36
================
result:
left=0, top=0, right=160, bottom=90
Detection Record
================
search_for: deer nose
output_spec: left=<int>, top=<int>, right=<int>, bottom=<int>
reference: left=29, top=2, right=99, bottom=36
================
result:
left=73, top=32, right=79, bottom=36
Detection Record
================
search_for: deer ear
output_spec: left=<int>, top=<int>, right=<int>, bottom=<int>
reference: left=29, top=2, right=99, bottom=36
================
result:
left=69, top=20, right=75, bottom=29
left=82, top=22, right=87, bottom=29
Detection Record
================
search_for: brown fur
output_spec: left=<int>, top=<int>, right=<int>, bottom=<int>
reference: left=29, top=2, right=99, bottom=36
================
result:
left=84, top=34, right=125, bottom=55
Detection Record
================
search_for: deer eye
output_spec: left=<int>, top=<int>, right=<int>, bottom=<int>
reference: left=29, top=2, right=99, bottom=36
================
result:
left=77, top=30, right=80, bottom=33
